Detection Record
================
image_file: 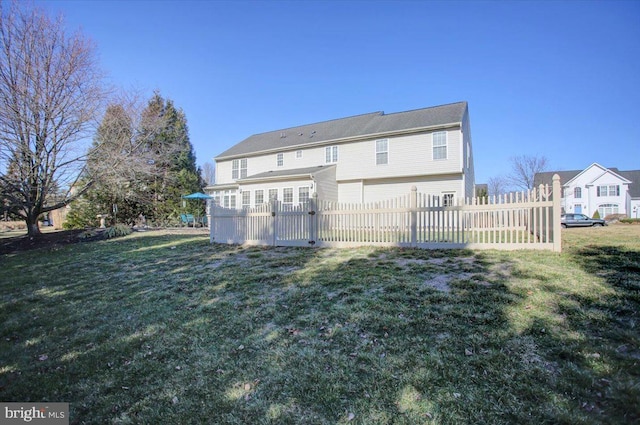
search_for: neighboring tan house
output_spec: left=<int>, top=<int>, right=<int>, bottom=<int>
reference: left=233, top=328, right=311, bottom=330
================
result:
left=535, top=163, right=640, bottom=219
left=206, top=101, right=475, bottom=208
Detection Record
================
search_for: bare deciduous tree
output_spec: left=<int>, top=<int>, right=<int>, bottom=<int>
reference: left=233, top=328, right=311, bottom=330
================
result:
left=507, top=154, right=549, bottom=191
left=0, top=2, right=106, bottom=236
left=87, top=93, right=182, bottom=206
left=202, top=162, right=215, bottom=186
left=487, top=176, right=509, bottom=197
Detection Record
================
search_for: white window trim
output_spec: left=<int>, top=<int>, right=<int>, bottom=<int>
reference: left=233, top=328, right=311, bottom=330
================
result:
left=296, top=150, right=303, bottom=159
left=277, top=153, right=284, bottom=167
left=298, top=186, right=310, bottom=205
left=442, top=192, right=456, bottom=207
left=376, top=139, right=388, bottom=165
left=433, top=131, right=447, bottom=160
left=255, top=189, right=264, bottom=205
left=283, top=187, right=294, bottom=205
left=325, top=145, right=338, bottom=164
left=241, top=191, right=250, bottom=209
left=268, top=188, right=278, bottom=201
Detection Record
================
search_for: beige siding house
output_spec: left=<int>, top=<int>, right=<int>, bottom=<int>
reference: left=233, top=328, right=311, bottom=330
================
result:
left=207, top=101, right=475, bottom=207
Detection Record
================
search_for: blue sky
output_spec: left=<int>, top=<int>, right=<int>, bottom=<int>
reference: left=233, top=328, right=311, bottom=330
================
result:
left=37, top=0, right=640, bottom=183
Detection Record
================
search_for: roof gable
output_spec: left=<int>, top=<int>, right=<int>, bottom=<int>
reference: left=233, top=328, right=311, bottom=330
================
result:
left=535, top=162, right=637, bottom=189
left=216, top=101, right=468, bottom=159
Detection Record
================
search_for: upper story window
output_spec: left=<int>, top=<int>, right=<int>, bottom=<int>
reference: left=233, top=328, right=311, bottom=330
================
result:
left=432, top=131, right=447, bottom=160
left=277, top=153, right=284, bottom=167
left=296, top=150, right=303, bottom=159
left=232, top=158, right=247, bottom=179
left=574, top=187, right=582, bottom=198
left=325, top=146, right=338, bottom=163
left=376, top=139, right=388, bottom=165
left=597, top=185, right=620, bottom=197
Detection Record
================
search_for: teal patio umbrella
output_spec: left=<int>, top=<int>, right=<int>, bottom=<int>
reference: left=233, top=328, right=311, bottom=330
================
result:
left=181, top=192, right=213, bottom=226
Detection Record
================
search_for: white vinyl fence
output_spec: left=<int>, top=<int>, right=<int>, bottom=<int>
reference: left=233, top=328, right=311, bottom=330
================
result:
left=209, top=175, right=561, bottom=252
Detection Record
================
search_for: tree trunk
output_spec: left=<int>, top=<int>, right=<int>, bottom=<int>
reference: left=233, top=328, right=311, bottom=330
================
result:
left=26, top=217, right=41, bottom=237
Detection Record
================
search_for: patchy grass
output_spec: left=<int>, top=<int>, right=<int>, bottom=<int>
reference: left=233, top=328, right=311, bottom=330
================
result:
left=0, top=226, right=639, bottom=424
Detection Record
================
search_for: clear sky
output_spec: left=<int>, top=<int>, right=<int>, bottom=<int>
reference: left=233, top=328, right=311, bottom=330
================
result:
left=36, top=0, right=640, bottom=184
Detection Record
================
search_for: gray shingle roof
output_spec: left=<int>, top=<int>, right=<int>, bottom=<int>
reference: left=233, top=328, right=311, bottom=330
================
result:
left=240, top=165, right=335, bottom=181
left=534, top=170, right=581, bottom=186
left=620, top=170, right=640, bottom=198
left=216, top=101, right=468, bottom=159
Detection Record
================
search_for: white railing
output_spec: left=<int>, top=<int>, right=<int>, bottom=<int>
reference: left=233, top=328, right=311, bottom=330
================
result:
left=209, top=175, right=562, bottom=252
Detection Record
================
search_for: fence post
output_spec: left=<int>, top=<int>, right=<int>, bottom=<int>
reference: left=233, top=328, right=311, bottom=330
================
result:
left=552, top=174, right=562, bottom=252
left=270, top=199, right=278, bottom=246
left=309, top=192, right=318, bottom=246
left=208, top=200, right=214, bottom=244
left=410, top=186, right=417, bottom=247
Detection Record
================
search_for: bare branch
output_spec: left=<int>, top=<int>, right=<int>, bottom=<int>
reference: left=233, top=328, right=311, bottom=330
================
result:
left=0, top=1, right=106, bottom=235
left=507, top=154, right=549, bottom=191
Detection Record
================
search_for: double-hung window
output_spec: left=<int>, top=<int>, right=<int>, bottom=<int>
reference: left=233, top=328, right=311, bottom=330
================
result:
left=268, top=189, right=278, bottom=201
left=242, top=191, right=250, bottom=209
left=376, top=139, right=388, bottom=165
left=442, top=193, right=455, bottom=207
left=277, top=153, right=284, bottom=167
left=255, top=190, right=264, bottom=205
left=232, top=158, right=247, bottom=179
left=325, top=146, right=338, bottom=163
left=299, top=187, right=310, bottom=206
left=433, top=131, right=447, bottom=160
left=283, top=188, right=293, bottom=205
left=597, top=185, right=620, bottom=197
left=574, top=187, right=582, bottom=198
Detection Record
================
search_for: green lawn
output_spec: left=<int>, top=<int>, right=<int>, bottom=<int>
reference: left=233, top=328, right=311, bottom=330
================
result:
left=1, top=226, right=638, bottom=424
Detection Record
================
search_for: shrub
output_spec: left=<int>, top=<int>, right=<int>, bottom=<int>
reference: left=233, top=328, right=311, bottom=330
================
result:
left=620, top=218, right=640, bottom=224
left=76, top=229, right=101, bottom=240
left=104, top=224, right=132, bottom=239
left=592, top=210, right=601, bottom=219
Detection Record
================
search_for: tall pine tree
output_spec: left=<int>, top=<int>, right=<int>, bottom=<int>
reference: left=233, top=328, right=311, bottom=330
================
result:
left=66, top=92, right=203, bottom=227
left=141, top=92, right=203, bottom=222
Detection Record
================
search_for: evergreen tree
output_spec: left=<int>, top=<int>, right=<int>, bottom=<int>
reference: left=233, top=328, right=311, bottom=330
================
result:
left=65, top=92, right=203, bottom=227
left=140, top=93, right=203, bottom=222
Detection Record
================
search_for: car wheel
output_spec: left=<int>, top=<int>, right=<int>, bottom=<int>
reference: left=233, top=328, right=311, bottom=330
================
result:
left=561, top=224, right=567, bottom=228
left=593, top=223, right=603, bottom=227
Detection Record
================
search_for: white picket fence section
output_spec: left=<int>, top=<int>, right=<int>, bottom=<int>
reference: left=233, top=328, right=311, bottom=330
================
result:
left=209, top=175, right=562, bottom=252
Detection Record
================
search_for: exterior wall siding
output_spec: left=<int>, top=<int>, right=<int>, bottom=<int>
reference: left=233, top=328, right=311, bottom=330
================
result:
left=359, top=175, right=463, bottom=204
left=461, top=110, right=475, bottom=199
left=217, top=127, right=463, bottom=186
left=335, top=128, right=462, bottom=181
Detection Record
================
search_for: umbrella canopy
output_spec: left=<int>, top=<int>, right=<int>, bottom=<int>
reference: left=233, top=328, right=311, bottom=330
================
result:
left=182, top=192, right=213, bottom=199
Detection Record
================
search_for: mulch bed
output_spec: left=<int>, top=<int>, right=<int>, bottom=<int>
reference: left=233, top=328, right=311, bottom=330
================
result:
left=0, top=229, right=106, bottom=255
